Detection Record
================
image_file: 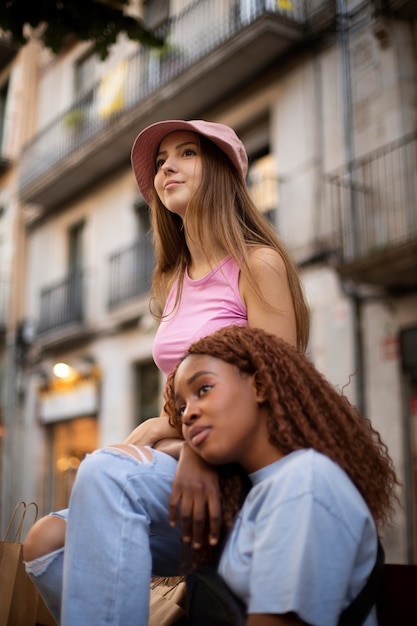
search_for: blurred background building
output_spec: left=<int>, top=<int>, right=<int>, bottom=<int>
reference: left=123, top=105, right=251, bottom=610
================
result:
left=0, top=0, right=416, bottom=564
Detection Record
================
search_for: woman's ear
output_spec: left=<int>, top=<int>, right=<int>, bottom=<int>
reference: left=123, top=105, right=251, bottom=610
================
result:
left=252, top=373, right=267, bottom=404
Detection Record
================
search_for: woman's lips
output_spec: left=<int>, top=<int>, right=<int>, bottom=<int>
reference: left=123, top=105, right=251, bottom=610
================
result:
left=189, top=425, right=211, bottom=447
left=164, top=180, right=182, bottom=190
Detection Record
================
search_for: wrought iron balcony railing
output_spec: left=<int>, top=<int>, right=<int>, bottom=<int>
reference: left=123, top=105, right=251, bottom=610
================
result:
left=38, top=270, right=84, bottom=334
left=108, top=236, right=154, bottom=310
left=325, top=131, right=417, bottom=289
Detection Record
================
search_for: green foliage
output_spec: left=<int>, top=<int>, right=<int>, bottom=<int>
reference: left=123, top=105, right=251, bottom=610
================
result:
left=0, top=0, right=163, bottom=60
left=63, top=109, right=85, bottom=128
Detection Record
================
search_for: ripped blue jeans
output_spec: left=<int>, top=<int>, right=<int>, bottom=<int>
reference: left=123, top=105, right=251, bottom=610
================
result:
left=24, top=446, right=183, bottom=625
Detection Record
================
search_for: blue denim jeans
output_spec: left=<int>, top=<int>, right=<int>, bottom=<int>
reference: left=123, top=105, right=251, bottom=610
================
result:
left=25, top=446, right=183, bottom=625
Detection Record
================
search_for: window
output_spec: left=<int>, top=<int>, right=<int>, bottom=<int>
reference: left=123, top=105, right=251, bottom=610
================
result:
left=72, top=50, right=97, bottom=126
left=75, top=51, right=97, bottom=96
left=143, top=0, right=170, bottom=30
left=134, top=201, right=151, bottom=238
left=48, top=416, right=98, bottom=510
left=66, top=221, right=85, bottom=323
left=248, top=152, right=278, bottom=227
left=134, top=360, right=161, bottom=425
left=68, top=220, right=85, bottom=271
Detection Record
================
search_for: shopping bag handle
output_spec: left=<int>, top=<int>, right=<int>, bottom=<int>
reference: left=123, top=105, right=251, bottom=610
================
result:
left=2, top=501, right=39, bottom=543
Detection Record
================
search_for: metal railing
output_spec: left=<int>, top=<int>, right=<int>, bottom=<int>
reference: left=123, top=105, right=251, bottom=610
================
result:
left=38, top=270, right=84, bottom=334
left=325, top=131, right=417, bottom=262
left=19, top=0, right=307, bottom=194
left=108, top=236, right=154, bottom=309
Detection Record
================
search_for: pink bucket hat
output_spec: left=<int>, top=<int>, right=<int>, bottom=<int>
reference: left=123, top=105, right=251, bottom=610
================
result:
left=131, top=119, right=248, bottom=204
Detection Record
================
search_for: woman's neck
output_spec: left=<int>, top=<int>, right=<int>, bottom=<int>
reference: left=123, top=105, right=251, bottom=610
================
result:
left=185, top=232, right=228, bottom=280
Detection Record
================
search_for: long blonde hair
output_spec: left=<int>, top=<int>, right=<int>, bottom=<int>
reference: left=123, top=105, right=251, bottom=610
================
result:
left=149, top=136, right=310, bottom=351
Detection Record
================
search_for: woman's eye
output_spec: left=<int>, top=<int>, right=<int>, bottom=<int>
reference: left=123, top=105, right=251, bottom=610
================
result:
left=176, top=404, right=186, bottom=417
left=183, top=148, right=196, bottom=157
left=155, top=158, right=165, bottom=170
left=198, top=384, right=212, bottom=397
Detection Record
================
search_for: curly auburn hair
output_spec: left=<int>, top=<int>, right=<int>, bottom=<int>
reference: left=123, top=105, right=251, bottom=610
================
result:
left=164, top=325, right=399, bottom=544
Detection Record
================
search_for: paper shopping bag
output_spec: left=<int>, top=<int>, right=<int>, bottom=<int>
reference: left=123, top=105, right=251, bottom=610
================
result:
left=148, top=576, right=187, bottom=626
left=0, top=541, right=40, bottom=625
left=0, top=501, right=56, bottom=626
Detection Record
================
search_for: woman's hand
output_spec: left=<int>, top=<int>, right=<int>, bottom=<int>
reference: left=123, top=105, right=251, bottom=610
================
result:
left=123, top=415, right=180, bottom=447
left=169, top=443, right=221, bottom=549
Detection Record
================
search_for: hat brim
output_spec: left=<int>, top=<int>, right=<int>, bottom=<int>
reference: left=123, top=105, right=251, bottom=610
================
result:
left=131, top=119, right=247, bottom=204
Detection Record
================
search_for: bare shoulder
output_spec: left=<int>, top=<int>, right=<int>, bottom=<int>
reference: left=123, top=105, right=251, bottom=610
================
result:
left=240, top=246, right=297, bottom=346
left=242, top=246, right=290, bottom=292
left=246, top=246, right=288, bottom=278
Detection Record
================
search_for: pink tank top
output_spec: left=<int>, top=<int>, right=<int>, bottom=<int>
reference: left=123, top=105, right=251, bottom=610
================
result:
left=153, top=256, right=247, bottom=376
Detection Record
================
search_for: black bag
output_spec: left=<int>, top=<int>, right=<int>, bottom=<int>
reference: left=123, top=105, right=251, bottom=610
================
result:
left=185, top=539, right=385, bottom=626
left=186, top=564, right=245, bottom=626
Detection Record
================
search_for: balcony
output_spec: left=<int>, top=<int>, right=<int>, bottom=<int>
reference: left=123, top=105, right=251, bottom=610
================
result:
left=326, top=132, right=417, bottom=292
left=37, top=270, right=89, bottom=347
left=108, top=236, right=154, bottom=311
left=18, top=0, right=335, bottom=213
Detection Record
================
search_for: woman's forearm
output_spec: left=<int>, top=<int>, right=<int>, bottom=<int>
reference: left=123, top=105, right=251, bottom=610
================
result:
left=123, top=414, right=182, bottom=447
left=153, top=438, right=184, bottom=459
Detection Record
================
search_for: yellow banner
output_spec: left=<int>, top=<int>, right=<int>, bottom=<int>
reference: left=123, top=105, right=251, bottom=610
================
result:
left=97, top=59, right=128, bottom=119
left=277, top=0, right=294, bottom=9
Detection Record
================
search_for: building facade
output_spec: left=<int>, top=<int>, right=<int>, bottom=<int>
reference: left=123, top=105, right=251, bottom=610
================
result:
left=1, top=0, right=416, bottom=564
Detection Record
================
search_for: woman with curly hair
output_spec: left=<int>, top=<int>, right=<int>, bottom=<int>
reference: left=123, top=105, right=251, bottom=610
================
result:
left=165, top=325, right=399, bottom=626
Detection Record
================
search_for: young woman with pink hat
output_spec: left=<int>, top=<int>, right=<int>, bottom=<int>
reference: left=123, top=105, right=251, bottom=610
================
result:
left=24, top=119, right=310, bottom=625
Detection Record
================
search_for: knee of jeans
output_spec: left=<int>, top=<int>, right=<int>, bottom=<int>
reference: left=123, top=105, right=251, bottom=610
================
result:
left=104, top=443, right=153, bottom=464
left=23, top=514, right=66, bottom=562
left=72, top=445, right=154, bottom=501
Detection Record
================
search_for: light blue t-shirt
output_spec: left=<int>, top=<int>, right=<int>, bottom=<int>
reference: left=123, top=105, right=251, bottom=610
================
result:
left=218, top=449, right=378, bottom=626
